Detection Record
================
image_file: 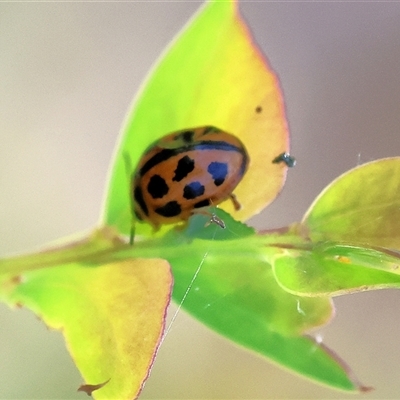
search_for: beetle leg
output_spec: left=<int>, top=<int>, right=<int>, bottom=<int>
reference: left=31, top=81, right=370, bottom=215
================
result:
left=229, top=193, right=241, bottom=211
left=129, top=223, right=135, bottom=245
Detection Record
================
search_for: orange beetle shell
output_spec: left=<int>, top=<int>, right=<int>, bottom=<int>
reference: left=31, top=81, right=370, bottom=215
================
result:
left=132, top=126, right=249, bottom=228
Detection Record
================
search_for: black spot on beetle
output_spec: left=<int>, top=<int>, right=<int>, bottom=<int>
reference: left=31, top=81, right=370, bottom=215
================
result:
left=155, top=201, right=182, bottom=217
left=141, top=141, right=242, bottom=177
left=147, top=174, right=169, bottom=199
left=255, top=106, right=262, bottom=113
left=194, top=199, right=210, bottom=209
left=134, top=186, right=148, bottom=217
left=173, top=155, right=195, bottom=182
left=175, top=130, right=195, bottom=143
left=182, top=130, right=195, bottom=143
left=207, top=161, right=228, bottom=186
left=202, top=126, right=219, bottom=136
left=183, top=181, right=205, bottom=199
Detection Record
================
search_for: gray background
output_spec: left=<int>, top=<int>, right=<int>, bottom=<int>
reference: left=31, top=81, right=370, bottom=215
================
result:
left=1, top=1, right=400, bottom=398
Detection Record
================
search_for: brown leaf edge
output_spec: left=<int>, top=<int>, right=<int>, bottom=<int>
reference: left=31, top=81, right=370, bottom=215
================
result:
left=306, top=335, right=374, bottom=393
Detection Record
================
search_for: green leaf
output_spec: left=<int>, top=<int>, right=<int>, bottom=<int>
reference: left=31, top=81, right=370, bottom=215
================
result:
left=102, top=0, right=290, bottom=238
left=174, top=207, right=255, bottom=241
left=0, top=218, right=386, bottom=394
left=165, top=237, right=360, bottom=391
left=303, top=157, right=400, bottom=248
left=273, top=242, right=400, bottom=297
left=0, top=258, right=172, bottom=399
left=127, top=213, right=362, bottom=392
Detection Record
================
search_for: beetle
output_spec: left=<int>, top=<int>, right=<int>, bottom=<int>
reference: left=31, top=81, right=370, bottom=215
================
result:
left=131, top=126, right=249, bottom=241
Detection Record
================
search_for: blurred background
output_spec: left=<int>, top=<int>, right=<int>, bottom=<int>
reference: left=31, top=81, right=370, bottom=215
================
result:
left=1, top=1, right=400, bottom=398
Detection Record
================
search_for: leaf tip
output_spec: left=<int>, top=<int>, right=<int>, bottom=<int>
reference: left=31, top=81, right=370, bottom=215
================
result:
left=359, top=385, right=374, bottom=394
left=77, top=379, right=110, bottom=396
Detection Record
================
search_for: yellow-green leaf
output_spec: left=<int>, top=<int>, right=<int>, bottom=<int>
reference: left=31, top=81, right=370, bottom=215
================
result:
left=0, top=259, right=172, bottom=400
left=103, top=0, right=290, bottom=237
left=303, top=157, right=400, bottom=248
